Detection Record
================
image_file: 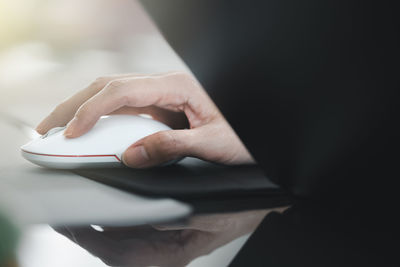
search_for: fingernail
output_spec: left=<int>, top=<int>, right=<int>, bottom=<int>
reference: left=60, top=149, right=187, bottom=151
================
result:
left=63, top=130, right=72, bottom=137
left=123, top=146, right=149, bottom=167
left=64, top=117, right=78, bottom=137
left=36, top=121, right=47, bottom=134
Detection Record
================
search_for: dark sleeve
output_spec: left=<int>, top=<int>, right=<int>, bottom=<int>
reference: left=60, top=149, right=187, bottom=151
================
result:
left=142, top=1, right=399, bottom=201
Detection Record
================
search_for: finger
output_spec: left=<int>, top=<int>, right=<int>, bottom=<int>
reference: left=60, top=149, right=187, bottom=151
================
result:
left=123, top=119, right=254, bottom=168
left=35, top=73, right=163, bottom=134
left=122, top=120, right=243, bottom=168
left=109, top=106, right=189, bottom=129
left=122, top=129, right=199, bottom=168
left=65, top=72, right=198, bottom=138
left=35, top=76, right=123, bottom=134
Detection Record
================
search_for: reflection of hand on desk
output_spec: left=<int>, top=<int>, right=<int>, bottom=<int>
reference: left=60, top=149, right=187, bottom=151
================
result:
left=53, top=208, right=285, bottom=267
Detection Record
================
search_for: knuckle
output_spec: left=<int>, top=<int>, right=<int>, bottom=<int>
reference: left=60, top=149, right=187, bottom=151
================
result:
left=48, top=109, right=58, bottom=118
left=176, top=72, right=197, bottom=86
left=53, top=103, right=64, bottom=113
left=91, top=76, right=109, bottom=88
left=75, top=103, right=90, bottom=118
left=155, top=131, right=180, bottom=156
left=105, top=80, right=127, bottom=96
left=106, top=79, right=126, bottom=92
left=174, top=72, right=202, bottom=97
left=51, top=101, right=68, bottom=116
left=105, top=79, right=131, bottom=105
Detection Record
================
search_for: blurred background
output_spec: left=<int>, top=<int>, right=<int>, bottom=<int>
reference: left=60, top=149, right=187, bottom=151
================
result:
left=0, top=0, right=187, bottom=124
left=0, top=1, right=248, bottom=266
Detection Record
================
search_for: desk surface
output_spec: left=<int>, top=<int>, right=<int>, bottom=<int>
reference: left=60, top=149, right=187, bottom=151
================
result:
left=0, top=1, right=288, bottom=266
left=16, top=209, right=280, bottom=267
left=0, top=0, right=193, bottom=223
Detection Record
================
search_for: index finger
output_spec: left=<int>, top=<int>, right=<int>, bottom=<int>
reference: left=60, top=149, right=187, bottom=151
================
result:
left=35, top=73, right=153, bottom=134
left=64, top=72, right=199, bottom=138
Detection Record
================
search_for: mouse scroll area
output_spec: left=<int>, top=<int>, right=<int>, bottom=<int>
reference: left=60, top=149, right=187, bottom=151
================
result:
left=40, top=126, right=66, bottom=139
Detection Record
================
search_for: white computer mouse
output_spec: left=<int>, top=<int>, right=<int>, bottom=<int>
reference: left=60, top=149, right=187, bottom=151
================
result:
left=21, top=114, right=172, bottom=169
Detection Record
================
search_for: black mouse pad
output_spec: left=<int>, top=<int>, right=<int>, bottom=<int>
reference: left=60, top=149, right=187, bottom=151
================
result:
left=74, top=158, right=292, bottom=212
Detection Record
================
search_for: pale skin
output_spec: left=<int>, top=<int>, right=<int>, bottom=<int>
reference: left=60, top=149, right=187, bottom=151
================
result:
left=36, top=72, right=255, bottom=168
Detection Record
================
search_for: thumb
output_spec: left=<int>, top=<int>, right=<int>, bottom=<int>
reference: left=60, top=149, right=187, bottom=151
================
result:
left=122, top=130, right=195, bottom=168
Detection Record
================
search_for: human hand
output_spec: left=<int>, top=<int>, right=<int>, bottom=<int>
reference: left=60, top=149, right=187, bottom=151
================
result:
left=53, top=209, right=278, bottom=267
left=36, top=72, right=254, bottom=168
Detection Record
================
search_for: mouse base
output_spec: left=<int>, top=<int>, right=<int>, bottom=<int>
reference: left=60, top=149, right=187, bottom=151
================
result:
left=21, top=150, right=123, bottom=169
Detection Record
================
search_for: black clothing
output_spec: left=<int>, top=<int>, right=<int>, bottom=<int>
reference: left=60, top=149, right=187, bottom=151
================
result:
left=141, top=1, right=399, bottom=204
left=141, top=1, right=400, bottom=266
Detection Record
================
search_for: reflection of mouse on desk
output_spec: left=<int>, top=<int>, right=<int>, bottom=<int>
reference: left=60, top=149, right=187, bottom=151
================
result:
left=21, top=115, right=172, bottom=169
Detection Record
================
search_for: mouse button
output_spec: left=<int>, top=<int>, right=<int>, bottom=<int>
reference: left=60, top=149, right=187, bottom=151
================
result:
left=41, top=126, right=66, bottom=139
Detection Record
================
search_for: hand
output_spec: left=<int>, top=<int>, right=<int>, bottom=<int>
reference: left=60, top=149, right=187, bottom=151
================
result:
left=53, top=209, right=280, bottom=267
left=36, top=72, right=254, bottom=168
